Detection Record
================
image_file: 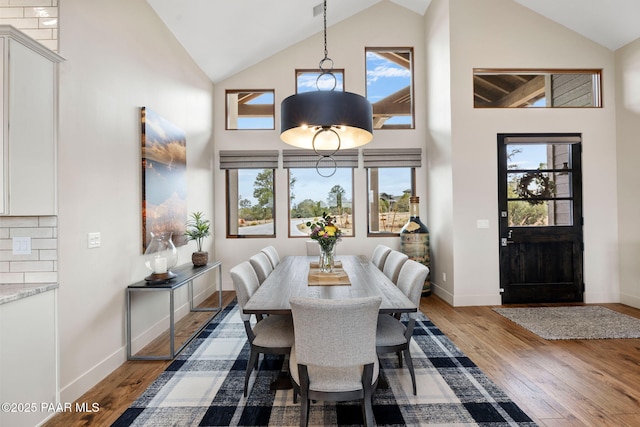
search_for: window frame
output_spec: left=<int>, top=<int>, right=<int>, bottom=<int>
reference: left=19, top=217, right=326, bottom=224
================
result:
left=473, top=69, right=602, bottom=108
left=365, top=46, right=415, bottom=129
left=225, top=89, right=275, bottom=130
left=225, top=168, right=276, bottom=238
left=363, top=147, right=422, bottom=236
left=295, top=68, right=345, bottom=93
left=221, top=150, right=278, bottom=239
left=366, top=167, right=416, bottom=236
left=284, top=149, right=357, bottom=238
left=503, top=135, right=581, bottom=227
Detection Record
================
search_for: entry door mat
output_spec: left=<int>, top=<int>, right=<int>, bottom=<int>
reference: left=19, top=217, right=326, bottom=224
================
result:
left=113, top=301, right=535, bottom=426
left=493, top=306, right=640, bottom=340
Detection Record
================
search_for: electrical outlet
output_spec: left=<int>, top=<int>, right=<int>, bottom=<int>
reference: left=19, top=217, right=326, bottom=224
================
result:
left=12, top=236, right=32, bottom=255
left=88, top=232, right=101, bottom=249
left=442, top=272, right=446, bottom=282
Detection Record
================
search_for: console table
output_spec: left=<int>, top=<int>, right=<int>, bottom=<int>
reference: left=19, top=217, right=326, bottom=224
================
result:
left=126, top=261, right=222, bottom=360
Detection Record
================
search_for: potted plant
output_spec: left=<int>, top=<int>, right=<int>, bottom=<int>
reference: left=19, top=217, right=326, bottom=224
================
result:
left=184, top=211, right=211, bottom=267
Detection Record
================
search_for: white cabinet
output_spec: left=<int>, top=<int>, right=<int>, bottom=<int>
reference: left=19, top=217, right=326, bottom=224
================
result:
left=0, top=289, right=58, bottom=427
left=0, top=26, right=63, bottom=215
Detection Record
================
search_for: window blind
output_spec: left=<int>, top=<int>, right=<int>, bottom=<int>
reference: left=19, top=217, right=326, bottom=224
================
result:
left=219, top=150, right=279, bottom=169
left=362, top=148, right=422, bottom=168
left=503, top=135, right=581, bottom=144
left=282, top=149, right=358, bottom=169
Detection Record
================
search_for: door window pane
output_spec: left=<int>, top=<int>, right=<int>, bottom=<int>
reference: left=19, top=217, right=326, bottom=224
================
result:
left=289, top=168, right=353, bottom=237
left=507, top=200, right=572, bottom=226
left=506, top=143, right=574, bottom=226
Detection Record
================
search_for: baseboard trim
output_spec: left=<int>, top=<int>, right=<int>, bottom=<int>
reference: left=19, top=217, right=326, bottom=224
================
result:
left=59, top=285, right=215, bottom=403
left=620, top=292, right=640, bottom=309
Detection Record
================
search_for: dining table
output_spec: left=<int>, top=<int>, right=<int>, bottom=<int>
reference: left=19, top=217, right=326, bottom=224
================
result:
left=243, top=255, right=417, bottom=315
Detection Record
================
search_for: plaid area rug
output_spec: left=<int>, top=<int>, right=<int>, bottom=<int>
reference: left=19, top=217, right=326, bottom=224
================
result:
left=113, top=302, right=536, bottom=426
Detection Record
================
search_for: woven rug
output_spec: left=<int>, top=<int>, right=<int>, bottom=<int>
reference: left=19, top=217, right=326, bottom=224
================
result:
left=113, top=302, right=536, bottom=426
left=493, top=306, right=640, bottom=340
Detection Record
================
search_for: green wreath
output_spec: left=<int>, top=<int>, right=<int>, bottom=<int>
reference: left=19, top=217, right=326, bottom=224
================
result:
left=517, top=172, right=555, bottom=205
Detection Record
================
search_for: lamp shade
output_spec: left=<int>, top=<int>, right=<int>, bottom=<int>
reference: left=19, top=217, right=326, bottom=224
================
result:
left=280, top=91, right=373, bottom=151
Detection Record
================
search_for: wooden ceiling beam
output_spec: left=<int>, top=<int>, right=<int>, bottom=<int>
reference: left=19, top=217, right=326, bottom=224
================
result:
left=236, top=103, right=273, bottom=117
left=373, top=51, right=410, bottom=69
left=236, top=92, right=263, bottom=104
left=372, top=116, right=389, bottom=129
left=491, top=75, right=545, bottom=107
left=473, top=76, right=511, bottom=94
left=372, top=86, right=411, bottom=116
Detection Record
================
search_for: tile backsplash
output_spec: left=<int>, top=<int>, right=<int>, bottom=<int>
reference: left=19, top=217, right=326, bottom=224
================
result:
left=0, top=0, right=58, bottom=52
left=0, top=216, right=58, bottom=284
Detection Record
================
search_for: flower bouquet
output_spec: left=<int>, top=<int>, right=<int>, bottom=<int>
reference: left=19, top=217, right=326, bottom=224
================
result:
left=306, top=212, right=341, bottom=272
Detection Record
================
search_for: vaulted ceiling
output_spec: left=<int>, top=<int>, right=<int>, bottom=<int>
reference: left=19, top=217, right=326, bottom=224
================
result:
left=145, top=0, right=640, bottom=84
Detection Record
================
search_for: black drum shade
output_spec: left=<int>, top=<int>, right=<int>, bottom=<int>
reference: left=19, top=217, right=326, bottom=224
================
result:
left=280, top=90, right=373, bottom=151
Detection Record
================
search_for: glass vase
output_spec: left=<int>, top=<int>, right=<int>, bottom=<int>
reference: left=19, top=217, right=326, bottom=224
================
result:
left=144, top=231, right=178, bottom=283
left=318, top=243, right=336, bottom=273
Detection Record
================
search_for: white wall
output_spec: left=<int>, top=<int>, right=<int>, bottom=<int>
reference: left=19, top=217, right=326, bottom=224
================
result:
left=57, top=0, right=214, bottom=402
left=427, top=0, right=619, bottom=305
left=615, top=38, right=640, bottom=309
left=424, top=0, right=454, bottom=302
left=212, top=2, right=429, bottom=289
left=51, top=0, right=637, bottom=406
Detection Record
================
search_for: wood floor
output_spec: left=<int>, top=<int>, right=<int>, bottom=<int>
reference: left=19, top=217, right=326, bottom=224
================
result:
left=43, top=292, right=640, bottom=426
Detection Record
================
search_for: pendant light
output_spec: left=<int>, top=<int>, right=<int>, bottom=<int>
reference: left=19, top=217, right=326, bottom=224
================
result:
left=280, top=0, right=373, bottom=156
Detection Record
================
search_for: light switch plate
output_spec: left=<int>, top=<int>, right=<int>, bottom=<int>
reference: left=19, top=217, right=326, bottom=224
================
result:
left=88, top=232, right=101, bottom=249
left=477, top=219, right=489, bottom=229
left=12, top=236, right=32, bottom=255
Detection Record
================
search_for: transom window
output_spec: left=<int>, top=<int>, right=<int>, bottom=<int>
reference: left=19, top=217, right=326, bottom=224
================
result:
left=225, top=89, right=275, bottom=130
left=296, top=69, right=344, bottom=93
left=473, top=69, right=602, bottom=108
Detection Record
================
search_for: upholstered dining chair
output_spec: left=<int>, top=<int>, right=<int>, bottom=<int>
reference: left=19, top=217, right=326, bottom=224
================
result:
left=229, top=261, right=294, bottom=397
left=382, top=250, right=409, bottom=284
left=249, top=251, right=273, bottom=284
left=260, top=245, right=280, bottom=269
left=305, top=240, right=320, bottom=256
left=376, top=259, right=429, bottom=395
left=371, top=244, right=392, bottom=270
left=289, top=296, right=382, bottom=427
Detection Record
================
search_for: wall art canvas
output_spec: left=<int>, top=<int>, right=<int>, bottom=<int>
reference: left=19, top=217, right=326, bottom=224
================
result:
left=141, top=107, right=187, bottom=251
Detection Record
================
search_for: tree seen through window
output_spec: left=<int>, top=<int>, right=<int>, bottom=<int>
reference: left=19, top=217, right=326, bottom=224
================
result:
left=289, top=168, right=353, bottom=237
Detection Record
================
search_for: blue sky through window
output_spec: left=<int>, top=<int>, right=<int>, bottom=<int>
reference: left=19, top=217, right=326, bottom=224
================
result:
left=236, top=91, right=274, bottom=129
left=366, top=50, right=412, bottom=126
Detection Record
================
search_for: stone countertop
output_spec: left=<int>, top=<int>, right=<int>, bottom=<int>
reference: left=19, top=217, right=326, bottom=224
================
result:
left=0, top=283, right=58, bottom=305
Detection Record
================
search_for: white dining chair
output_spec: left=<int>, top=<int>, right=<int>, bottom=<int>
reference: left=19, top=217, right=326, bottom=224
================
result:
left=382, top=250, right=409, bottom=284
left=260, top=245, right=280, bottom=269
left=289, top=296, right=382, bottom=427
left=376, top=259, right=429, bottom=395
left=371, top=244, right=392, bottom=270
left=305, top=240, right=320, bottom=256
left=230, top=261, right=294, bottom=397
left=249, top=252, right=273, bottom=284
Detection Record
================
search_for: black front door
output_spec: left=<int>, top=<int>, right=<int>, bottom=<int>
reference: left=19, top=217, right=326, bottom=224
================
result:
left=498, top=134, right=584, bottom=304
